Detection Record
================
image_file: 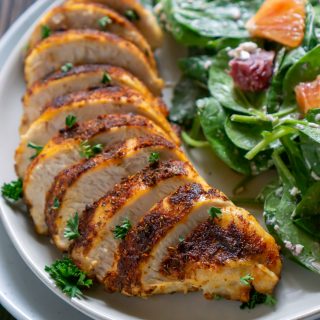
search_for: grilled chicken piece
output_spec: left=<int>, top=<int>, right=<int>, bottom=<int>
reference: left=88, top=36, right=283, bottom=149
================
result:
left=27, top=2, right=156, bottom=70
left=15, top=87, right=179, bottom=177
left=24, top=30, right=163, bottom=94
left=21, top=64, right=167, bottom=134
left=23, top=114, right=169, bottom=235
left=45, top=135, right=187, bottom=251
left=71, top=160, right=204, bottom=281
left=107, top=183, right=281, bottom=301
left=67, top=0, right=163, bottom=48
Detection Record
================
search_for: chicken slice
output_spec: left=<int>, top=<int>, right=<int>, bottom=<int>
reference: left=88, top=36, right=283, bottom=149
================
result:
left=22, top=64, right=167, bottom=134
left=15, top=86, right=179, bottom=177
left=24, top=30, right=163, bottom=94
left=27, top=2, right=156, bottom=70
left=45, top=135, right=187, bottom=251
left=23, top=114, right=169, bottom=235
left=71, top=160, right=204, bottom=281
left=67, top=0, right=163, bottom=48
left=107, top=183, right=281, bottom=302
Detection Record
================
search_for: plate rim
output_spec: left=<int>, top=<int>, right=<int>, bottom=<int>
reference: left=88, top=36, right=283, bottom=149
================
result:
left=0, top=1, right=319, bottom=320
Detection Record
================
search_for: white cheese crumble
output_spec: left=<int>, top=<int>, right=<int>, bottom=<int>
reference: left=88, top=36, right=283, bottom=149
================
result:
left=289, top=186, right=301, bottom=197
left=284, top=240, right=304, bottom=256
left=228, top=42, right=258, bottom=60
left=296, top=124, right=305, bottom=130
left=315, top=114, right=320, bottom=122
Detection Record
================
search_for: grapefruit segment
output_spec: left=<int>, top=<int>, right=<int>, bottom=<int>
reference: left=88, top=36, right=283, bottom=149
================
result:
left=246, top=0, right=306, bottom=48
left=295, top=76, right=320, bottom=113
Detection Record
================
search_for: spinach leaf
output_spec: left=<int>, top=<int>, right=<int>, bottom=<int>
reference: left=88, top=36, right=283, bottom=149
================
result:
left=264, top=152, right=320, bottom=275
left=199, top=97, right=272, bottom=175
left=163, top=0, right=263, bottom=41
left=179, top=55, right=213, bottom=85
left=283, top=45, right=320, bottom=106
left=303, top=2, right=318, bottom=51
left=169, top=77, right=207, bottom=127
left=292, top=182, right=320, bottom=239
left=266, top=47, right=306, bottom=113
left=225, top=117, right=272, bottom=150
left=208, top=50, right=253, bottom=114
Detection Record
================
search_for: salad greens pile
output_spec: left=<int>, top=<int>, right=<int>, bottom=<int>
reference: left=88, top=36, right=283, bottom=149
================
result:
left=159, top=0, right=320, bottom=275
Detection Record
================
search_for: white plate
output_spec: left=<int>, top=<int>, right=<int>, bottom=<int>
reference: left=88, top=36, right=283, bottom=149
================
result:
left=0, top=1, right=320, bottom=320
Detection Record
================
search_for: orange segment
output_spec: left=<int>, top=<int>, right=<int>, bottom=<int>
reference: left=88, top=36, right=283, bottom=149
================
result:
left=246, top=0, right=306, bottom=48
left=295, top=76, right=320, bottom=113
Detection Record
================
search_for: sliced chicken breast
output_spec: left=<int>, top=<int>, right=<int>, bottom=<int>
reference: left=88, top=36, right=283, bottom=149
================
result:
left=71, top=160, right=204, bottom=281
left=67, top=0, right=163, bottom=48
left=24, top=30, right=163, bottom=94
left=28, top=2, right=156, bottom=69
left=45, top=135, right=187, bottom=251
left=15, top=86, right=179, bottom=177
left=107, top=183, right=281, bottom=302
left=21, top=64, right=168, bottom=133
left=23, top=114, right=169, bottom=235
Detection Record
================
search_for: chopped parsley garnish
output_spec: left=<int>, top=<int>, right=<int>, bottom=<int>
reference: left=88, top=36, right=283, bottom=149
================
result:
left=98, top=16, right=112, bottom=28
left=1, top=178, right=23, bottom=201
left=124, top=9, right=140, bottom=22
left=65, top=115, right=77, bottom=128
left=101, top=71, right=112, bottom=84
left=79, top=140, right=103, bottom=159
left=148, top=152, right=160, bottom=164
left=113, top=218, right=131, bottom=239
left=41, top=24, right=51, bottom=39
left=214, top=294, right=223, bottom=300
left=240, top=274, right=254, bottom=286
left=240, top=290, right=276, bottom=309
left=45, top=257, right=93, bottom=298
left=208, top=206, right=222, bottom=219
left=61, top=62, right=73, bottom=73
left=64, top=212, right=80, bottom=240
left=178, top=235, right=184, bottom=243
left=27, top=142, right=43, bottom=160
left=52, top=197, right=60, bottom=210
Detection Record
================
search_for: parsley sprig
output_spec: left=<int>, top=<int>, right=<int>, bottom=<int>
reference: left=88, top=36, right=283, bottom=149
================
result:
left=27, top=142, right=43, bottom=160
left=41, top=24, right=51, bottom=39
left=113, top=218, right=131, bottom=239
left=240, top=274, right=254, bottom=286
left=240, top=289, right=277, bottom=309
left=45, top=257, right=93, bottom=298
left=1, top=178, right=23, bottom=201
left=64, top=212, right=80, bottom=240
left=65, top=115, right=77, bottom=128
left=79, top=140, right=103, bottom=159
left=52, top=197, right=60, bottom=210
left=61, top=62, right=73, bottom=73
left=124, top=9, right=140, bottom=22
left=102, top=71, right=112, bottom=84
left=208, top=206, right=222, bottom=219
left=149, top=152, right=160, bottom=164
left=98, top=16, right=112, bottom=28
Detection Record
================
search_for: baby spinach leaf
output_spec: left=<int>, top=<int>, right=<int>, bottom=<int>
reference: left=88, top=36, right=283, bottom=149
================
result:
left=303, top=3, right=318, bottom=51
left=179, top=55, right=214, bottom=85
left=164, top=0, right=263, bottom=41
left=292, top=182, right=320, bottom=239
left=264, top=153, right=320, bottom=275
left=283, top=45, right=320, bottom=106
left=208, top=50, right=252, bottom=114
left=169, top=77, right=207, bottom=127
left=225, top=117, right=272, bottom=150
left=301, top=135, right=320, bottom=177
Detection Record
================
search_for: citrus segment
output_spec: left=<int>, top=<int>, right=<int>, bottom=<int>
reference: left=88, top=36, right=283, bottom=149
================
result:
left=295, top=76, right=320, bottom=113
left=246, top=0, right=306, bottom=48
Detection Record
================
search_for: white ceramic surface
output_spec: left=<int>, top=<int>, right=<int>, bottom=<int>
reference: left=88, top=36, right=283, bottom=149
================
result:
left=0, top=1, right=320, bottom=320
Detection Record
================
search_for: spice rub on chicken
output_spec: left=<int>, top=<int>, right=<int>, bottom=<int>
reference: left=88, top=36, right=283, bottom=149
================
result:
left=8, top=0, right=282, bottom=305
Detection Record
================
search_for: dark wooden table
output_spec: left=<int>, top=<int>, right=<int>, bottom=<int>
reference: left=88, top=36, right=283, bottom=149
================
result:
left=1, top=1, right=36, bottom=317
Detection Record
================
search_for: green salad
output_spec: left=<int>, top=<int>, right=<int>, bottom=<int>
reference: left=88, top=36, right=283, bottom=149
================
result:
left=156, top=0, right=320, bottom=275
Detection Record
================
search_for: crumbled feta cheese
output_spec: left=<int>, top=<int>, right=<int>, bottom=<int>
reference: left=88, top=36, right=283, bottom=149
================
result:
left=311, top=171, right=320, bottom=181
left=238, top=42, right=258, bottom=53
left=290, top=186, right=300, bottom=197
left=266, top=115, right=276, bottom=122
left=296, top=124, right=305, bottom=130
left=274, top=224, right=280, bottom=232
left=315, top=114, right=320, bottom=122
left=284, top=240, right=304, bottom=256
left=204, top=60, right=212, bottom=70
left=309, top=122, right=320, bottom=128
left=275, top=187, right=283, bottom=197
